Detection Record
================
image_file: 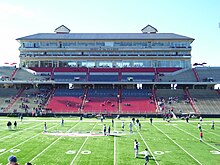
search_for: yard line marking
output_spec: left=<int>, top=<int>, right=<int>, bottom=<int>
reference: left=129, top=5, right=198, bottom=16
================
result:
left=135, top=126, right=159, bottom=165
left=30, top=122, right=79, bottom=163
left=0, top=122, right=42, bottom=140
left=70, top=122, right=97, bottom=165
left=153, top=125, right=202, bottom=165
left=173, top=125, right=220, bottom=152
left=0, top=124, right=57, bottom=156
left=114, top=122, right=116, bottom=165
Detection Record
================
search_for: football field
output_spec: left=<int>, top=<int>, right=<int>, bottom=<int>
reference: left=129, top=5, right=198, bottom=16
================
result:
left=0, top=117, right=219, bottom=165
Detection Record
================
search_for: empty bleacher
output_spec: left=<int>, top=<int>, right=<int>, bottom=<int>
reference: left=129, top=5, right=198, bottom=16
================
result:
left=13, top=68, right=50, bottom=81
left=54, top=74, right=87, bottom=82
left=155, top=89, right=194, bottom=114
left=46, top=88, right=85, bottom=113
left=89, top=73, right=118, bottom=82
left=121, top=73, right=155, bottom=82
left=120, top=89, right=155, bottom=113
left=159, top=68, right=197, bottom=82
left=196, top=67, right=220, bottom=82
left=82, top=88, right=118, bottom=113
left=188, top=89, right=220, bottom=114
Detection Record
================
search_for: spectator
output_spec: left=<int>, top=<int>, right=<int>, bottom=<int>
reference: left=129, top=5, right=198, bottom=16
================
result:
left=7, top=155, right=19, bottom=165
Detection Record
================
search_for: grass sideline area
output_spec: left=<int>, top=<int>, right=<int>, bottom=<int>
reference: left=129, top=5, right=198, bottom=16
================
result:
left=0, top=117, right=219, bottom=165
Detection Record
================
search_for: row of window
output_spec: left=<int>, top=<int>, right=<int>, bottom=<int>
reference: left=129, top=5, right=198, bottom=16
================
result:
left=23, top=60, right=190, bottom=68
left=22, top=41, right=191, bottom=48
left=20, top=51, right=190, bottom=57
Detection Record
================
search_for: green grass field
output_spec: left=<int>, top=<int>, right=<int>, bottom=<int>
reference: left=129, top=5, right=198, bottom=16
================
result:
left=0, top=117, right=219, bottom=165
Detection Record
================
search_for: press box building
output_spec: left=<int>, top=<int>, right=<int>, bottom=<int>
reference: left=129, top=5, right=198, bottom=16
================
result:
left=17, top=25, right=194, bottom=69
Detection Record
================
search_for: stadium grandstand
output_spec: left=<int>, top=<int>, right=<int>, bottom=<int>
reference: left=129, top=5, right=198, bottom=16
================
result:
left=0, top=24, right=219, bottom=117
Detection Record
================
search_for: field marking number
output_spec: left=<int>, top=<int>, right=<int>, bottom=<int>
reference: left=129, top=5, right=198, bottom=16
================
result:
left=10, top=149, right=21, bottom=153
left=210, top=150, right=220, bottom=155
left=0, top=149, right=6, bottom=153
left=0, top=148, right=20, bottom=153
left=81, top=150, right=91, bottom=154
left=66, top=150, right=77, bottom=154
left=66, top=150, right=91, bottom=155
left=154, top=151, right=164, bottom=155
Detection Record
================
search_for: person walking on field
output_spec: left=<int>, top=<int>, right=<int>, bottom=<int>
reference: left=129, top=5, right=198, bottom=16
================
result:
left=108, top=125, right=111, bottom=135
left=144, top=148, right=149, bottom=165
left=134, top=139, right=139, bottom=158
left=122, top=122, right=125, bottom=131
left=103, top=124, right=107, bottom=135
left=129, top=122, right=133, bottom=133
left=14, top=121, right=17, bottom=129
left=211, top=120, right=214, bottom=129
left=150, top=117, right=153, bottom=125
left=61, top=118, right=64, bottom=126
left=199, top=131, right=203, bottom=142
left=44, top=122, right=47, bottom=132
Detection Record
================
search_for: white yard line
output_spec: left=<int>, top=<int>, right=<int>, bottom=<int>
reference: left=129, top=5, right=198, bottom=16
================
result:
left=30, top=122, right=79, bottom=163
left=135, top=126, right=159, bottom=165
left=0, top=122, right=42, bottom=140
left=0, top=124, right=57, bottom=156
left=70, top=122, right=97, bottom=165
left=114, top=122, right=116, bottom=165
left=173, top=125, right=220, bottom=152
left=153, top=125, right=202, bottom=165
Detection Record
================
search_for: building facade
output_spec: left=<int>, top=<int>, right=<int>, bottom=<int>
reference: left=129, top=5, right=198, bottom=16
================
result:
left=17, top=25, right=194, bottom=68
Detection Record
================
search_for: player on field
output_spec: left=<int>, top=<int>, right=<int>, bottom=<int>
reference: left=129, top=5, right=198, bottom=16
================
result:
left=211, top=120, right=214, bottom=129
left=101, top=115, right=104, bottom=122
left=198, top=123, right=202, bottom=131
left=14, top=121, right=17, bottom=129
left=112, top=118, right=114, bottom=127
left=129, top=122, right=133, bottom=133
left=139, top=122, right=141, bottom=131
left=136, top=118, right=139, bottom=126
left=44, top=122, right=47, bottom=132
left=108, top=125, right=111, bottom=135
left=150, top=117, right=153, bottom=125
left=103, top=124, right=106, bottom=135
left=144, top=148, right=149, bottom=165
left=122, top=122, right=125, bottom=131
left=20, top=115, right=23, bottom=122
left=132, top=117, right=135, bottom=124
left=199, top=116, right=203, bottom=122
left=186, top=116, right=189, bottom=123
left=199, top=131, right=203, bottom=142
left=134, top=139, right=139, bottom=158
left=61, top=118, right=64, bottom=126
left=7, top=121, right=12, bottom=130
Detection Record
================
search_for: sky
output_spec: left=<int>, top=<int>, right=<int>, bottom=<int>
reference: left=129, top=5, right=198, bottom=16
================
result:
left=0, top=0, right=220, bottom=66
